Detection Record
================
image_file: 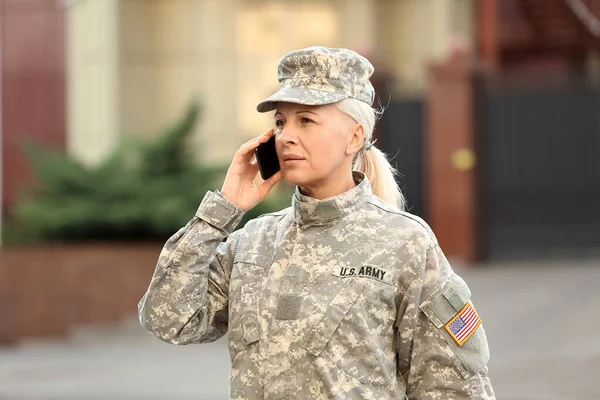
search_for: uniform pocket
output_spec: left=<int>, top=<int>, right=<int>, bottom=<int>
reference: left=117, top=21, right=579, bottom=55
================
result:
left=301, top=279, right=373, bottom=384
left=230, top=252, right=270, bottom=347
left=419, top=274, right=490, bottom=379
left=302, top=279, right=366, bottom=357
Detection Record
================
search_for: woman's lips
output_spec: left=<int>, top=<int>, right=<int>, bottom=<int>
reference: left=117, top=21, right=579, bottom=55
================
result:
left=282, top=153, right=304, bottom=166
left=283, top=158, right=304, bottom=166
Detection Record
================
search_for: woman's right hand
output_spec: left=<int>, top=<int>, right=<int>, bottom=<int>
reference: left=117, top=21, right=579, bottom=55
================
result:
left=220, top=129, right=283, bottom=212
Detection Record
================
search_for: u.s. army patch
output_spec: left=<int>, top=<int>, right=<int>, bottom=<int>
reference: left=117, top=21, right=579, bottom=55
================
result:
left=444, top=302, right=481, bottom=346
left=331, top=265, right=392, bottom=285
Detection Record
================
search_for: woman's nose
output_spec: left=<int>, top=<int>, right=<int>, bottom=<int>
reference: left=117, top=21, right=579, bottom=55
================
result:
left=278, top=126, right=297, bottom=145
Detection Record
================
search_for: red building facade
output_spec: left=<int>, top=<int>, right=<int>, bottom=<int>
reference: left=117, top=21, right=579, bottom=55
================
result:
left=1, top=0, right=66, bottom=216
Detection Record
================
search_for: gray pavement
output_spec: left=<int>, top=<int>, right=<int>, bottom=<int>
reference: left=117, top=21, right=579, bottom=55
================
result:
left=1, top=260, right=599, bottom=399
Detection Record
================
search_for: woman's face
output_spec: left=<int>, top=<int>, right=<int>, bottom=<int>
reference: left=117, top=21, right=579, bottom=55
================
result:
left=273, top=102, right=363, bottom=192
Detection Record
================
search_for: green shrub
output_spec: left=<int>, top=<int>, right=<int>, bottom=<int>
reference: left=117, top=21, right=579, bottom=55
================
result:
left=5, top=101, right=292, bottom=245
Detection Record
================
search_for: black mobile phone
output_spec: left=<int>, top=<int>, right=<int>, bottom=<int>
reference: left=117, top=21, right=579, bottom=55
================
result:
left=255, top=135, right=280, bottom=180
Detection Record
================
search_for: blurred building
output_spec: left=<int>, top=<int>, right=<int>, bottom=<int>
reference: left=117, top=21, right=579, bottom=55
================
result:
left=383, top=0, right=600, bottom=261
left=2, top=0, right=600, bottom=260
left=1, top=0, right=473, bottom=220
left=64, top=0, right=474, bottom=167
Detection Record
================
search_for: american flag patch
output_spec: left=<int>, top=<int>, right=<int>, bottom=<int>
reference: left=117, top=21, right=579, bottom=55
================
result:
left=444, top=302, right=482, bottom=346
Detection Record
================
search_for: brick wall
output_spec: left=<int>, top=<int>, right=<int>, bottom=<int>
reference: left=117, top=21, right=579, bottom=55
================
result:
left=0, top=243, right=163, bottom=344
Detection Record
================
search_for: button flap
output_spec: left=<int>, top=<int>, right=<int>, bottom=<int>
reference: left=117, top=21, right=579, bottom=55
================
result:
left=302, top=279, right=366, bottom=356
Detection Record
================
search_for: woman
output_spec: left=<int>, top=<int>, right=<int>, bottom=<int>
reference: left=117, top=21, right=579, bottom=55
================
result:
left=138, top=46, right=495, bottom=399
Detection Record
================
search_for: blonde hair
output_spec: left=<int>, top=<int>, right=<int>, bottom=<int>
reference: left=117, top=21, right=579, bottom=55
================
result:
left=335, top=98, right=406, bottom=210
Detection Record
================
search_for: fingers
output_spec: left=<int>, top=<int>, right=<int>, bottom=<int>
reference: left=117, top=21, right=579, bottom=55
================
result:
left=238, top=130, right=272, bottom=150
left=236, top=129, right=275, bottom=163
left=258, top=170, right=283, bottom=198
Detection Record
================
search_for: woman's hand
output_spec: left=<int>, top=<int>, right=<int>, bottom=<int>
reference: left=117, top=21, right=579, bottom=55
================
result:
left=220, top=129, right=283, bottom=212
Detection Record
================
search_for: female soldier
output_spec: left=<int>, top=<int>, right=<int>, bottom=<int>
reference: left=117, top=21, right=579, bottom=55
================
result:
left=138, top=46, right=495, bottom=399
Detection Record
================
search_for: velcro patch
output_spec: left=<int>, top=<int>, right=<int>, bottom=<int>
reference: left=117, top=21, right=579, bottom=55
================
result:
left=331, top=265, right=391, bottom=285
left=444, top=302, right=482, bottom=346
left=275, top=294, right=303, bottom=320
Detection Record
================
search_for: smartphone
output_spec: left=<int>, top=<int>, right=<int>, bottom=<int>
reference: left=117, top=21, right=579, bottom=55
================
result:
left=255, top=134, right=281, bottom=180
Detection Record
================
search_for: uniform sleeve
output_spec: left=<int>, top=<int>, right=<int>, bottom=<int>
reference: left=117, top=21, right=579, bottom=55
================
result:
left=396, top=244, right=496, bottom=399
left=138, top=190, right=245, bottom=345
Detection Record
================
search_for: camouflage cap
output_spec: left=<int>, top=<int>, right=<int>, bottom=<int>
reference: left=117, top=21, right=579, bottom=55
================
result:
left=256, top=46, right=376, bottom=113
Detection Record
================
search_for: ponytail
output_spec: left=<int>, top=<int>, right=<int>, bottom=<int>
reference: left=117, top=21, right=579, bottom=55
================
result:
left=353, top=145, right=405, bottom=210
left=335, top=98, right=406, bottom=210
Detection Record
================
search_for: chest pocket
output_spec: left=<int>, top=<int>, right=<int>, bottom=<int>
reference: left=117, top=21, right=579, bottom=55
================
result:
left=230, top=252, right=270, bottom=351
left=301, top=278, right=397, bottom=387
left=419, top=274, right=490, bottom=379
left=302, top=279, right=367, bottom=356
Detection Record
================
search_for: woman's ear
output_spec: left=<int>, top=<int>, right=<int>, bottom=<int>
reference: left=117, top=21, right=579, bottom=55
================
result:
left=345, top=123, right=365, bottom=156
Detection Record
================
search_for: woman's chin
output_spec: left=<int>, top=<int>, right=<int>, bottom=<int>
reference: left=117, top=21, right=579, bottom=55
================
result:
left=281, top=170, right=307, bottom=187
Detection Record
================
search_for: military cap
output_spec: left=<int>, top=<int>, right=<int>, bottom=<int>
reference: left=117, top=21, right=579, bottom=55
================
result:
left=256, top=46, right=376, bottom=112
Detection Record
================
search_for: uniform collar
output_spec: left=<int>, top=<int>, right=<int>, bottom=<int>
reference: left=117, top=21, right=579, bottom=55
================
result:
left=292, top=171, right=372, bottom=226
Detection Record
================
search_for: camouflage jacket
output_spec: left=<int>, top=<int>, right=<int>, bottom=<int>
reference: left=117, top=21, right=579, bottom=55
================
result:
left=138, top=172, right=495, bottom=399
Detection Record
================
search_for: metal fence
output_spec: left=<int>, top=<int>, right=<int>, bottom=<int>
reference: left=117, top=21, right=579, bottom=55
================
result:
left=479, top=81, right=600, bottom=259
left=378, top=81, right=600, bottom=260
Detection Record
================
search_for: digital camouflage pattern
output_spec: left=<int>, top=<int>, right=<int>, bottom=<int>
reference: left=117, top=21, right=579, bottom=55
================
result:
left=256, top=46, right=376, bottom=113
left=138, top=172, right=495, bottom=399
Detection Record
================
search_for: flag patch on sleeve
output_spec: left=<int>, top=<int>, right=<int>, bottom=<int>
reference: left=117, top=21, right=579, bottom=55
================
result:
left=444, top=302, right=482, bottom=346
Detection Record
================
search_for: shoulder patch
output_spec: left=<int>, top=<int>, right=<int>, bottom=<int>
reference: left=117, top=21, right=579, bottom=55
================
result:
left=444, top=302, right=482, bottom=346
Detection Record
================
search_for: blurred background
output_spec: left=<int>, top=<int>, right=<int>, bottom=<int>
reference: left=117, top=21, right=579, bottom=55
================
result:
left=0, top=0, right=599, bottom=399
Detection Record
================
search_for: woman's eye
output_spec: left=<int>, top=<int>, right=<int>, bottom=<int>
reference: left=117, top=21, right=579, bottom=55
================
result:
left=300, top=117, right=314, bottom=124
left=275, top=120, right=285, bottom=128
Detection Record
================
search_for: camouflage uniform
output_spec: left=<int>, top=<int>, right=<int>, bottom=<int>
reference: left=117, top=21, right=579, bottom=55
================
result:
left=138, top=47, right=495, bottom=399
left=138, top=173, right=495, bottom=399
